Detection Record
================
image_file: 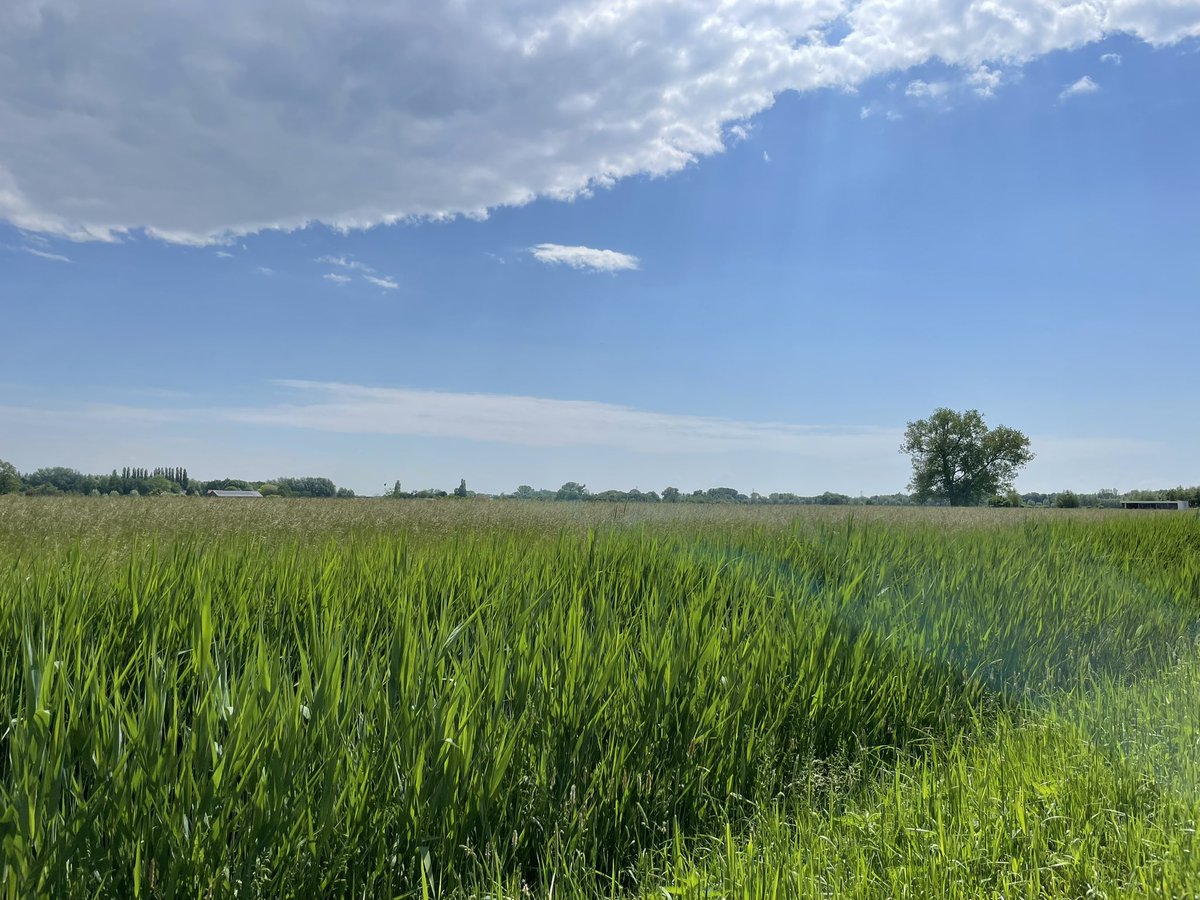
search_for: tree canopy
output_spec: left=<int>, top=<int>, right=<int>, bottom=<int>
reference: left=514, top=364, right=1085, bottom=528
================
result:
left=0, top=459, right=21, bottom=494
left=901, top=408, right=1034, bottom=507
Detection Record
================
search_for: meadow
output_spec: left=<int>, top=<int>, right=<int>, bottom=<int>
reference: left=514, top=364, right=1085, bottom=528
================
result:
left=1, top=497, right=1198, bottom=898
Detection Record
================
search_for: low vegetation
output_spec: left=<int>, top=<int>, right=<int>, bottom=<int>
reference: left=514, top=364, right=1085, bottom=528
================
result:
left=1, top=498, right=1198, bottom=897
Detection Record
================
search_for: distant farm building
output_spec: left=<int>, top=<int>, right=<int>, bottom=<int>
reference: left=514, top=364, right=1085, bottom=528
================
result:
left=207, top=489, right=263, bottom=498
left=1120, top=499, right=1189, bottom=510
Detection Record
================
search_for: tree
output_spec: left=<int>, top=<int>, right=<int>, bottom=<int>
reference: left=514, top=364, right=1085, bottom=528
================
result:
left=661, top=486, right=681, bottom=503
left=555, top=481, right=588, bottom=501
left=276, top=476, right=337, bottom=498
left=0, top=459, right=20, bottom=494
left=1054, top=490, right=1080, bottom=508
left=454, top=478, right=468, bottom=498
left=989, top=489, right=1023, bottom=508
left=901, top=408, right=1033, bottom=507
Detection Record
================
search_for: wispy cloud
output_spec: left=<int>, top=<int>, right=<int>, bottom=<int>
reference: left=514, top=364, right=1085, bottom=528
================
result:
left=1100, top=52, right=1122, bottom=64
left=323, top=272, right=351, bottom=284
left=316, top=254, right=374, bottom=274
left=1060, top=75, right=1099, bottom=99
left=318, top=255, right=398, bottom=289
left=905, top=79, right=950, bottom=100
left=530, top=243, right=640, bottom=273
left=32, top=380, right=900, bottom=457
left=215, top=250, right=234, bottom=258
left=362, top=274, right=399, bottom=290
left=256, top=266, right=274, bottom=275
left=22, top=246, right=72, bottom=263
left=860, top=103, right=902, bottom=122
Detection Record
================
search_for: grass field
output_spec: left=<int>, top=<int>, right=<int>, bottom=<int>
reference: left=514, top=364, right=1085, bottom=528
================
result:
left=2, top=497, right=1199, bottom=898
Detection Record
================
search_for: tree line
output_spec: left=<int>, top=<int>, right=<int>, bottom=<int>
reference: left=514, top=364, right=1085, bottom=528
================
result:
left=0, top=463, right=356, bottom=498
left=3, top=400, right=1196, bottom=510
left=2, top=459, right=1195, bottom=507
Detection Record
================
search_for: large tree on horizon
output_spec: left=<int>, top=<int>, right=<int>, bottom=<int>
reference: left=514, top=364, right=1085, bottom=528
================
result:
left=901, top=408, right=1034, bottom=506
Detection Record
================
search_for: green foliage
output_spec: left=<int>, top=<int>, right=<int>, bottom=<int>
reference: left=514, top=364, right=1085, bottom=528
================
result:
left=555, top=480, right=588, bottom=501
left=902, top=408, right=1034, bottom=506
left=1, top=500, right=1199, bottom=896
left=1054, top=490, right=1081, bottom=508
left=275, top=476, right=337, bottom=498
left=0, top=459, right=20, bottom=494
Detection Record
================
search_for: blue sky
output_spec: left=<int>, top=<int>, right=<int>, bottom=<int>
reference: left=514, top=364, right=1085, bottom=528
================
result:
left=1, top=3, right=1198, bottom=496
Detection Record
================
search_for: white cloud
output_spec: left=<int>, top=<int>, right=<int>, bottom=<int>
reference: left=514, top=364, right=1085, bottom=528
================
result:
left=861, top=101, right=905, bottom=122
left=967, top=65, right=1003, bottom=97
left=1100, top=52, right=1123, bottom=63
left=905, top=79, right=951, bottom=100
left=316, top=255, right=374, bottom=274
left=7, top=380, right=900, bottom=457
left=323, top=272, right=351, bottom=284
left=530, top=243, right=640, bottom=273
left=1, top=2, right=1197, bottom=243
left=1, top=384, right=1190, bottom=495
left=763, top=151, right=771, bottom=163
left=20, top=245, right=72, bottom=262
left=318, top=254, right=396, bottom=288
left=362, top=274, right=398, bottom=290
left=214, top=250, right=234, bottom=258
left=256, top=266, right=274, bottom=275
left=1060, top=75, right=1100, bottom=99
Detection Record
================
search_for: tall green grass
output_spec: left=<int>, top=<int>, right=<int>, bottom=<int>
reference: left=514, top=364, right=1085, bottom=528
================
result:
left=1, top=499, right=1197, bottom=897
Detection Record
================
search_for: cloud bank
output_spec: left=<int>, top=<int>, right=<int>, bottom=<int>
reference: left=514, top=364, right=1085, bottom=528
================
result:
left=2, top=0, right=1198, bottom=243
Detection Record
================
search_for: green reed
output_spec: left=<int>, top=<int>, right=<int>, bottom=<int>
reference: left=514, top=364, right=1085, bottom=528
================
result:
left=1, top=499, right=1197, bottom=897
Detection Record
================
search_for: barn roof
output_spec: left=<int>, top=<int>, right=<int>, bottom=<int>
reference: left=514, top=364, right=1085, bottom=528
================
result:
left=207, top=489, right=263, bottom=498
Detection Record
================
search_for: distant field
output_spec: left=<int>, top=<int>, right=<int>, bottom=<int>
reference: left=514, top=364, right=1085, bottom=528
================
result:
left=2, top=498, right=1198, bottom=897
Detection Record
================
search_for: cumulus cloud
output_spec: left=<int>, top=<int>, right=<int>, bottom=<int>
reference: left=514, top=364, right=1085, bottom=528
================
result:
left=1, top=1, right=1197, bottom=243
left=967, top=65, right=1004, bottom=97
left=362, top=274, right=399, bottom=290
left=1060, top=75, right=1101, bottom=98
left=531, top=243, right=640, bottom=273
left=1101, top=52, right=1123, bottom=63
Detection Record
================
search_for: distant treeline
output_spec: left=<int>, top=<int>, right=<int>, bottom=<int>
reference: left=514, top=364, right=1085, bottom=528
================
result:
left=1, top=461, right=1195, bottom=507
left=0, top=464, right=356, bottom=498
left=1010, top=487, right=1200, bottom=508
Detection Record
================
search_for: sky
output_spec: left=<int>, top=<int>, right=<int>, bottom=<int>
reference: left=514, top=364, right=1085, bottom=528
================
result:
left=1, top=1, right=1198, bottom=496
